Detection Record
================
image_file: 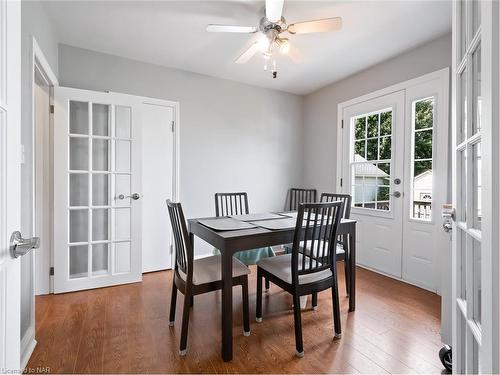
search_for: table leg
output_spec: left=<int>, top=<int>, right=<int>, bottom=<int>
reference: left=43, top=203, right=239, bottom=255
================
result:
left=221, top=249, right=233, bottom=361
left=348, top=225, right=356, bottom=312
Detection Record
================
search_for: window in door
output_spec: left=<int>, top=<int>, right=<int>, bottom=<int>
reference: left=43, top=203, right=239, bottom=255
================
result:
left=410, top=97, right=434, bottom=220
left=351, top=109, right=392, bottom=211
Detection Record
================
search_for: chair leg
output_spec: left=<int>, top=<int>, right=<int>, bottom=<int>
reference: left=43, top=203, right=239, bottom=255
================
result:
left=190, top=295, right=194, bottom=307
left=343, top=238, right=350, bottom=296
left=265, top=277, right=270, bottom=291
left=169, top=280, right=178, bottom=326
left=256, top=268, right=263, bottom=322
left=242, top=277, right=250, bottom=336
left=311, top=292, right=318, bottom=310
left=179, top=292, right=191, bottom=356
left=332, top=281, right=342, bottom=339
left=292, top=293, right=304, bottom=357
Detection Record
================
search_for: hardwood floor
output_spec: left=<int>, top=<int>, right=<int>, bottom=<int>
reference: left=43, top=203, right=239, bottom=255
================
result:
left=27, top=265, right=444, bottom=374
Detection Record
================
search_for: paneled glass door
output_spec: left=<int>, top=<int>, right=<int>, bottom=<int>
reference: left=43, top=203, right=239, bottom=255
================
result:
left=53, top=87, right=142, bottom=293
left=452, top=0, right=497, bottom=372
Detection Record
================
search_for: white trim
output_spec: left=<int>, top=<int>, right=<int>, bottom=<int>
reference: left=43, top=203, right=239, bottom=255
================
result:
left=31, top=37, right=58, bottom=296
left=20, top=327, right=36, bottom=370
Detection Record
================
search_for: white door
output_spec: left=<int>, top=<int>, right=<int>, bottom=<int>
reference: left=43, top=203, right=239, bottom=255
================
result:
left=341, top=71, right=450, bottom=292
left=452, top=0, right=498, bottom=372
left=342, top=91, right=405, bottom=278
left=141, top=102, right=174, bottom=272
left=1, top=0, right=23, bottom=370
left=401, top=77, right=450, bottom=292
left=53, top=87, right=143, bottom=293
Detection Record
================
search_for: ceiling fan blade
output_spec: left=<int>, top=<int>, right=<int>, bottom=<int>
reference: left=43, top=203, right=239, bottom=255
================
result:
left=206, top=24, right=257, bottom=33
left=266, top=0, right=284, bottom=22
left=235, top=42, right=261, bottom=64
left=287, top=17, right=342, bottom=34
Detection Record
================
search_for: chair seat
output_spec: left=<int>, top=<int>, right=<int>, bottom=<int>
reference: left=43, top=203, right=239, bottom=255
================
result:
left=179, top=255, right=250, bottom=285
left=285, top=242, right=345, bottom=255
left=299, top=241, right=345, bottom=256
left=257, top=254, right=332, bottom=285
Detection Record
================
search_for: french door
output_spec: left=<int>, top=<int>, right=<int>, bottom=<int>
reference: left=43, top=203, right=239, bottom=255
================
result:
left=53, top=87, right=143, bottom=293
left=452, top=0, right=498, bottom=372
left=340, top=70, right=449, bottom=292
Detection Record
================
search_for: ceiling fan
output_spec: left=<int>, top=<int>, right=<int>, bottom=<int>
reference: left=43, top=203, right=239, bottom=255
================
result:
left=206, top=0, right=342, bottom=78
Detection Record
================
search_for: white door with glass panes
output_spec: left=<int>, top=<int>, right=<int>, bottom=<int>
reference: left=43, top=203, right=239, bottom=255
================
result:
left=342, top=91, right=405, bottom=278
left=53, top=87, right=142, bottom=293
left=340, top=70, right=450, bottom=292
left=452, top=0, right=497, bottom=372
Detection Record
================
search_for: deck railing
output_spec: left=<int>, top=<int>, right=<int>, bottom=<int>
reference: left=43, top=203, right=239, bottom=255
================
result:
left=412, top=201, right=432, bottom=220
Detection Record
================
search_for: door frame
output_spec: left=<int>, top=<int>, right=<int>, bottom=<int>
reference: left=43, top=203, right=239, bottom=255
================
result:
left=20, top=37, right=59, bottom=369
left=336, top=68, right=452, bottom=344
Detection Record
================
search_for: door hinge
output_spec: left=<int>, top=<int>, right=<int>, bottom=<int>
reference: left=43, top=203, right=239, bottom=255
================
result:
left=171, top=121, right=175, bottom=132
left=50, top=104, right=54, bottom=114
left=340, top=178, right=343, bottom=187
left=341, top=120, right=344, bottom=129
left=49, top=267, right=54, bottom=276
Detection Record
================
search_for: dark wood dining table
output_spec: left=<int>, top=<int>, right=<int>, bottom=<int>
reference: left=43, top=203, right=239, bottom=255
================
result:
left=188, top=213, right=357, bottom=362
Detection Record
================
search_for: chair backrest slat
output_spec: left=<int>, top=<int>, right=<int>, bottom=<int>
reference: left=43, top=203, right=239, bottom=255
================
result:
left=288, top=188, right=317, bottom=211
left=291, top=201, right=343, bottom=284
left=215, top=192, right=249, bottom=217
left=320, top=193, right=352, bottom=219
left=166, top=200, right=193, bottom=279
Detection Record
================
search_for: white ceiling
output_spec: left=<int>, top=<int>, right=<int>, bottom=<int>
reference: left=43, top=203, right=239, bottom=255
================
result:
left=42, top=0, right=452, bottom=95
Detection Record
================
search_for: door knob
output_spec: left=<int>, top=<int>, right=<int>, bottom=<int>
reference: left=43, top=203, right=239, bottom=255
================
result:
left=10, top=231, right=40, bottom=258
left=118, top=193, right=140, bottom=200
left=392, top=191, right=402, bottom=198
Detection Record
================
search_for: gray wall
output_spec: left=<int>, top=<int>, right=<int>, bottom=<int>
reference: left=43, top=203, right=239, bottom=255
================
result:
left=303, top=32, right=452, bottom=194
left=58, top=44, right=304, bottom=256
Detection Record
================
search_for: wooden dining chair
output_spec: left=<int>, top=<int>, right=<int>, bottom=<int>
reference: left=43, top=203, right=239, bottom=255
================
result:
left=215, top=192, right=275, bottom=289
left=256, top=201, right=343, bottom=357
left=284, top=188, right=318, bottom=255
left=287, top=188, right=317, bottom=211
left=166, top=200, right=251, bottom=356
left=320, top=193, right=352, bottom=296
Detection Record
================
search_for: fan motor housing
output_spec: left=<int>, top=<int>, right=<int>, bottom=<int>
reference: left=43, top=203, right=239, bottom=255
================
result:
left=259, top=16, right=286, bottom=34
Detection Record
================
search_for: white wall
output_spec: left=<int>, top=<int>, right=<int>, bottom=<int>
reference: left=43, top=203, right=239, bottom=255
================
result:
left=58, top=44, right=304, bottom=256
left=303, top=33, right=452, bottom=194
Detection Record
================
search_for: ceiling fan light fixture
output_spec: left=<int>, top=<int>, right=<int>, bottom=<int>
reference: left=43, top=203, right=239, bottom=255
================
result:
left=276, top=38, right=290, bottom=54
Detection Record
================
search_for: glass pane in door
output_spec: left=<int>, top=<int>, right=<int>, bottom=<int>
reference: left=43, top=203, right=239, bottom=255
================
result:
left=350, top=110, right=392, bottom=211
left=472, top=46, right=482, bottom=135
left=69, top=245, right=88, bottom=278
left=92, top=243, right=109, bottom=275
left=410, top=98, right=434, bottom=220
left=472, top=142, right=482, bottom=230
left=70, top=101, right=89, bottom=135
left=472, top=237, right=481, bottom=324
left=92, top=104, right=110, bottom=136
left=116, top=106, right=131, bottom=138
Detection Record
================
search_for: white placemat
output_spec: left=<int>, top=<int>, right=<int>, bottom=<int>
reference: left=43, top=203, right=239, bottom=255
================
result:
left=198, top=218, right=256, bottom=231
left=230, top=213, right=285, bottom=221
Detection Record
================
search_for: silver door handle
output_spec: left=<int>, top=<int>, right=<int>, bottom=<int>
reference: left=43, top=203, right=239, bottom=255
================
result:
left=10, top=231, right=40, bottom=258
left=392, top=191, right=402, bottom=198
left=118, top=193, right=140, bottom=200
